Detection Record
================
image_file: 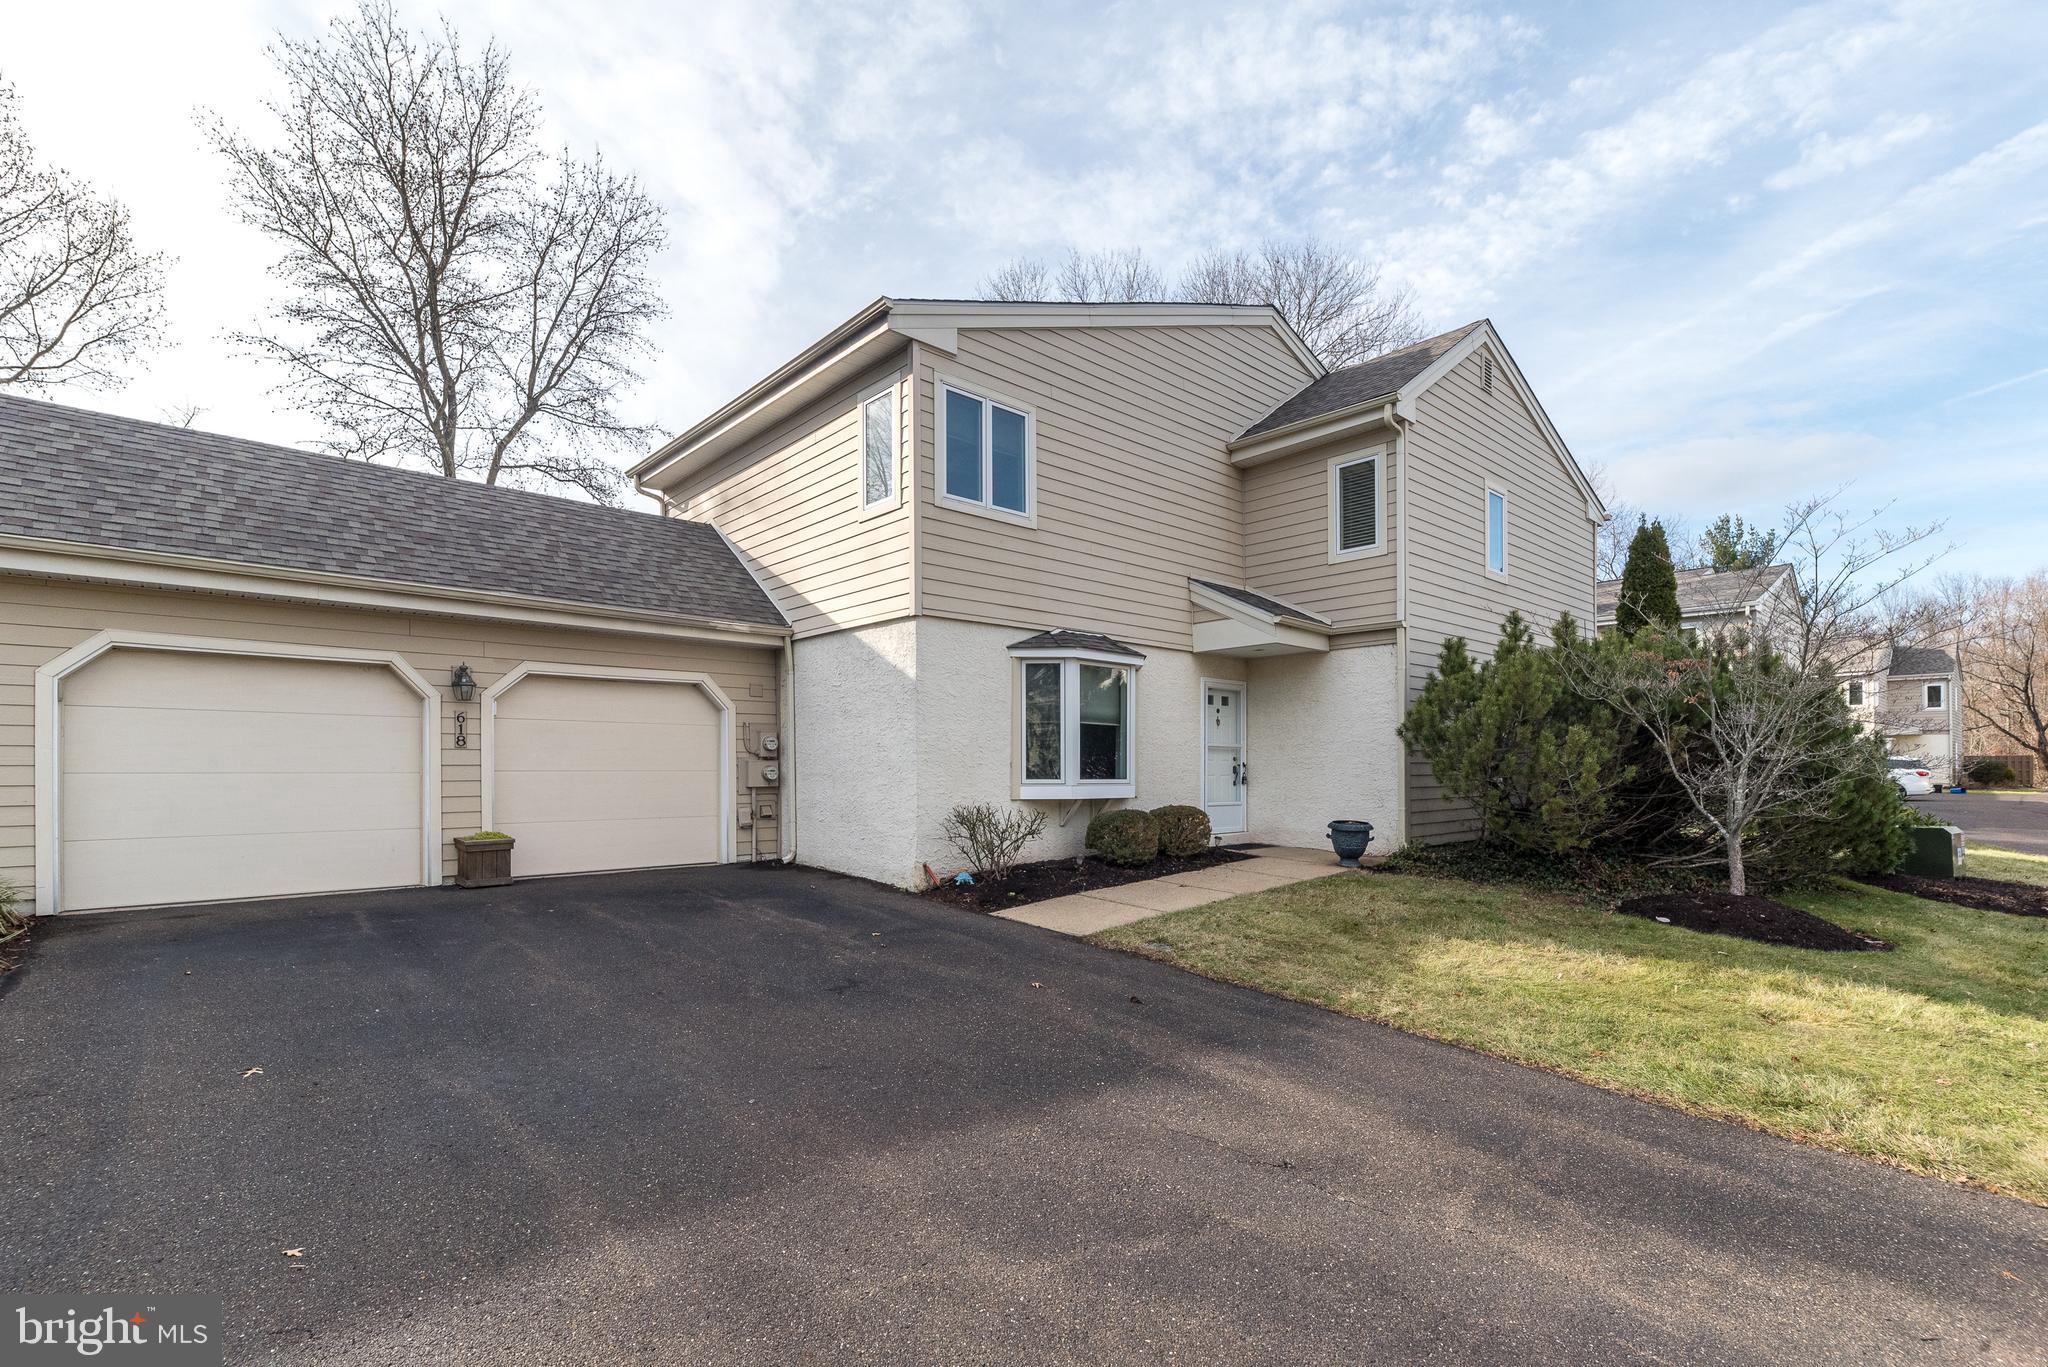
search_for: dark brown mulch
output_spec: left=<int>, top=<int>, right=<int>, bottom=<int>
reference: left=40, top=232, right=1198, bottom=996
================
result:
left=1615, top=890, right=1892, bottom=952
left=1858, top=873, right=2048, bottom=918
left=924, top=848, right=1251, bottom=912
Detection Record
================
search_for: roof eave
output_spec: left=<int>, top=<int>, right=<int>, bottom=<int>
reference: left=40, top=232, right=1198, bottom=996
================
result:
left=0, top=532, right=792, bottom=640
left=1226, top=398, right=1402, bottom=467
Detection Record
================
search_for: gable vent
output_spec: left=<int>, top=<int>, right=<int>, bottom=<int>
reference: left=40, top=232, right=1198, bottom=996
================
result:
left=1481, top=353, right=1494, bottom=393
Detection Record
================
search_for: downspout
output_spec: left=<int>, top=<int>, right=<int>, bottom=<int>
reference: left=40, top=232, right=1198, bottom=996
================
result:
left=780, top=633, right=798, bottom=863
left=1391, top=401, right=1412, bottom=848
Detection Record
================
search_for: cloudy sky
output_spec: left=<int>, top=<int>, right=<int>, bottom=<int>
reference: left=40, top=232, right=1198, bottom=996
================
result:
left=11, top=0, right=2047, bottom=573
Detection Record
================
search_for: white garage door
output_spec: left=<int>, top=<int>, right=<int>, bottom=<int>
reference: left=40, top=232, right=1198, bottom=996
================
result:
left=60, top=651, right=425, bottom=912
left=490, top=675, right=724, bottom=876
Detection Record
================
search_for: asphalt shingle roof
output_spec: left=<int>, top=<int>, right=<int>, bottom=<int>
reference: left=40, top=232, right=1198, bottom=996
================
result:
left=1239, top=322, right=1485, bottom=439
left=1888, top=646, right=1955, bottom=677
left=1594, top=564, right=1793, bottom=623
left=0, top=395, right=786, bottom=628
left=1006, top=629, right=1146, bottom=659
left=1188, top=577, right=1331, bottom=625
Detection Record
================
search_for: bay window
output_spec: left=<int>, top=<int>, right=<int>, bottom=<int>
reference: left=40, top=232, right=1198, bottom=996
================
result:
left=1009, top=638, right=1140, bottom=799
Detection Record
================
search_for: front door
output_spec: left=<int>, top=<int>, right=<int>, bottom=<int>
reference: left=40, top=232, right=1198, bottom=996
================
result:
left=1203, top=682, right=1246, bottom=834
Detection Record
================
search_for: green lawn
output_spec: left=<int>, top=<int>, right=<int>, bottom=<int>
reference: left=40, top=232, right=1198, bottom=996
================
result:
left=1094, top=866, right=2048, bottom=1202
left=1972, top=843, right=2048, bottom=887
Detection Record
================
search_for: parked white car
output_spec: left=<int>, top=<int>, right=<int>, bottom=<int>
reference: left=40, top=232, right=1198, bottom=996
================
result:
left=1887, top=757, right=1936, bottom=796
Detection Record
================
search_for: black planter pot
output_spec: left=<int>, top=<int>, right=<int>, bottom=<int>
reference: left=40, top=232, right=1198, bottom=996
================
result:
left=1327, top=820, right=1375, bottom=868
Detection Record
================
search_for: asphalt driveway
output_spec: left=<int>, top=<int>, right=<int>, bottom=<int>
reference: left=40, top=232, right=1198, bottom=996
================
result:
left=2, top=868, right=2043, bottom=1365
left=1917, top=790, right=2048, bottom=856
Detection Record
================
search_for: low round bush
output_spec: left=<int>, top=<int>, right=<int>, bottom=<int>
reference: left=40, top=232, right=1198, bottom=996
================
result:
left=1086, top=809, right=1158, bottom=866
left=1967, top=758, right=2018, bottom=787
left=1150, top=804, right=1212, bottom=859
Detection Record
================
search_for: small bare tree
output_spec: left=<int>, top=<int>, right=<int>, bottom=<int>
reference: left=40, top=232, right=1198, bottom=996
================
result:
left=0, top=78, right=167, bottom=390
left=1778, top=487, right=1946, bottom=671
left=204, top=3, right=667, bottom=500
left=1568, top=635, right=1862, bottom=895
left=980, top=256, right=1052, bottom=301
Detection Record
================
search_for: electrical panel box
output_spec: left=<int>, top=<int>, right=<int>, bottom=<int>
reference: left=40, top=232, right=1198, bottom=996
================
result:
left=747, top=759, right=781, bottom=787
left=744, top=727, right=781, bottom=758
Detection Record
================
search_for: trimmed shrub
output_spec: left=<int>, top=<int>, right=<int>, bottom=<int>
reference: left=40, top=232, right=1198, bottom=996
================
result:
left=1967, top=758, right=2018, bottom=788
left=1150, top=804, right=1212, bottom=858
left=941, top=803, right=1047, bottom=881
left=1087, top=809, right=1158, bottom=866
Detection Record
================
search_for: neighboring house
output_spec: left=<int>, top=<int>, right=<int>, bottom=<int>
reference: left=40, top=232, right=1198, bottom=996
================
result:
left=1838, top=641, right=1964, bottom=783
left=634, top=299, right=1605, bottom=887
left=1594, top=563, right=1797, bottom=646
left=0, top=396, right=791, bottom=914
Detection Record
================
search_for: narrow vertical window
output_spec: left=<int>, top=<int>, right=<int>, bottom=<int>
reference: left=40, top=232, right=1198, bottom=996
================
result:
left=1023, top=662, right=1063, bottom=781
left=862, top=391, right=896, bottom=508
left=1925, top=683, right=1944, bottom=709
left=990, top=406, right=1029, bottom=513
left=944, top=389, right=984, bottom=502
left=1847, top=680, right=1864, bottom=707
left=1331, top=454, right=1380, bottom=555
left=1486, top=486, right=1507, bottom=575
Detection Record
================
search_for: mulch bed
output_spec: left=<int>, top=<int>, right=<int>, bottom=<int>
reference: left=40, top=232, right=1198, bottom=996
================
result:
left=923, top=848, right=1251, bottom=912
left=1616, top=890, right=1892, bottom=952
left=1858, top=873, right=2048, bottom=918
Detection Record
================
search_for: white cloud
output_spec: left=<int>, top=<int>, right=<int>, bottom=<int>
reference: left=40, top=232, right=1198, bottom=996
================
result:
left=1766, top=111, right=1938, bottom=189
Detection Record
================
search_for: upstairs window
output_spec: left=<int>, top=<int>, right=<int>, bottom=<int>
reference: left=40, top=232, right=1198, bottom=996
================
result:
left=940, top=382, right=1031, bottom=518
left=1486, top=484, right=1508, bottom=576
left=1328, top=450, right=1383, bottom=560
left=861, top=388, right=897, bottom=510
left=1925, top=682, right=1945, bottom=709
left=1847, top=680, right=1865, bottom=707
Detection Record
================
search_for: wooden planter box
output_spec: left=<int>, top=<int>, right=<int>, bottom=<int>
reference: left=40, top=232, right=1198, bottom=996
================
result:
left=453, top=835, right=515, bottom=889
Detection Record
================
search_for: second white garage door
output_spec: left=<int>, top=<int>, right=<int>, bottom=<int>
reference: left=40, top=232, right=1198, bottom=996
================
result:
left=489, top=674, right=725, bottom=876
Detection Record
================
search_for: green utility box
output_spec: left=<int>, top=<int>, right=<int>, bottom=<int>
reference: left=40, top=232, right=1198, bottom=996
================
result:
left=1902, top=824, right=1965, bottom=878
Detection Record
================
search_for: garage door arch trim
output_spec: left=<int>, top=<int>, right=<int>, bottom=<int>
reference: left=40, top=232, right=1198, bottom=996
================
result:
left=34, top=630, right=444, bottom=914
left=480, top=662, right=736, bottom=867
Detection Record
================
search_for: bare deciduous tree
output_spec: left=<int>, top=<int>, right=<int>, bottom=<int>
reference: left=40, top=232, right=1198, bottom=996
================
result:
left=1777, top=488, right=1947, bottom=671
left=980, top=237, right=1422, bottom=368
left=1956, top=574, right=2048, bottom=775
left=204, top=3, right=667, bottom=500
left=1178, top=238, right=1423, bottom=368
left=1569, top=636, right=1863, bottom=895
left=0, top=79, right=167, bottom=390
left=980, top=246, right=1163, bottom=303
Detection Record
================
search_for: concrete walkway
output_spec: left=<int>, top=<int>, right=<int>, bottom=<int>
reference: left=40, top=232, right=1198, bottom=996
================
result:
left=995, top=845, right=1367, bottom=935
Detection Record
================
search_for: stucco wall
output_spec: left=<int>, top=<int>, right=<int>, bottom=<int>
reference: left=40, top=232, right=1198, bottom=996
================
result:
left=791, top=620, right=919, bottom=885
left=908, top=617, right=1244, bottom=876
left=1246, top=644, right=1403, bottom=851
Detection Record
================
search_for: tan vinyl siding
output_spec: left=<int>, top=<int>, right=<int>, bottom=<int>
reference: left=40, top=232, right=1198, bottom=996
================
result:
left=672, top=355, right=914, bottom=639
left=1401, top=345, right=1597, bottom=843
left=1241, top=437, right=1400, bottom=630
left=913, top=324, right=1314, bottom=651
left=0, top=578, right=782, bottom=902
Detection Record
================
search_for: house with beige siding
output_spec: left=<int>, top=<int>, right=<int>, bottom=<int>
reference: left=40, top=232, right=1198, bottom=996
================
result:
left=635, top=300, right=1606, bottom=884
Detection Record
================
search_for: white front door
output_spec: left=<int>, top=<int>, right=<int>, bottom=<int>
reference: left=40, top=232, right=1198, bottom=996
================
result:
left=1202, top=682, right=1246, bottom=834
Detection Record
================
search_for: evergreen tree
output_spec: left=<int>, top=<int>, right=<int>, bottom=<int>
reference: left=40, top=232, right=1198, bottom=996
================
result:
left=1615, top=519, right=1681, bottom=634
left=1697, top=514, right=1778, bottom=572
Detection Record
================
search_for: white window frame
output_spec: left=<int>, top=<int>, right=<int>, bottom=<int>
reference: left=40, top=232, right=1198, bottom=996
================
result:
left=1327, top=446, right=1387, bottom=562
left=1924, top=681, right=1945, bottom=710
left=1846, top=679, right=1864, bottom=707
left=858, top=380, right=901, bottom=517
left=1484, top=480, right=1509, bottom=578
left=1010, top=648, right=1139, bottom=800
left=935, top=377, right=1036, bottom=526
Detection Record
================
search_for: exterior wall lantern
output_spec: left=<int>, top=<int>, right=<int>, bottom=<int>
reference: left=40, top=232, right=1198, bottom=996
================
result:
left=451, top=663, right=477, bottom=701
